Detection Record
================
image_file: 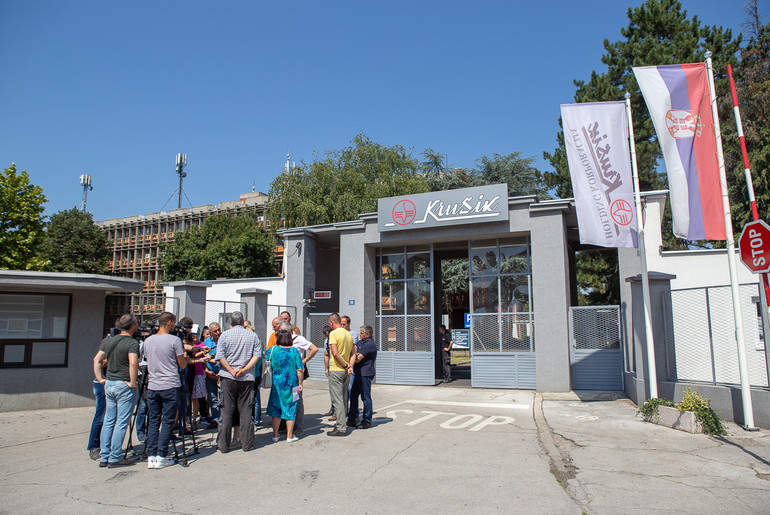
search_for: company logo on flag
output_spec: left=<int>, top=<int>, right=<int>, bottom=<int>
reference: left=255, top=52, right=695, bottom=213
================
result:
left=561, top=101, right=638, bottom=249
left=633, top=63, right=725, bottom=240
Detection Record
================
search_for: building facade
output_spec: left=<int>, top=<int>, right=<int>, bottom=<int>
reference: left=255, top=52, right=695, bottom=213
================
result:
left=280, top=184, right=579, bottom=391
left=96, top=191, right=273, bottom=292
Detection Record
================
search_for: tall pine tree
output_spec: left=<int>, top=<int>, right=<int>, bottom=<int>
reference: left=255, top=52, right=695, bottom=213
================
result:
left=542, top=0, right=741, bottom=304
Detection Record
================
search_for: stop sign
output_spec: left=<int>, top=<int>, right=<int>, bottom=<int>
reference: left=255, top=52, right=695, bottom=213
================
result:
left=739, top=220, right=770, bottom=274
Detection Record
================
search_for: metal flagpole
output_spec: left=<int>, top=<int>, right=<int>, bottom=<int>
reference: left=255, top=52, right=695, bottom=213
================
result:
left=727, top=64, right=770, bottom=382
left=705, top=51, right=757, bottom=430
left=625, top=93, right=658, bottom=399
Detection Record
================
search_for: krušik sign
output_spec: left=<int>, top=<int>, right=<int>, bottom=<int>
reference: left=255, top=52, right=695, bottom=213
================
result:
left=377, top=184, right=509, bottom=232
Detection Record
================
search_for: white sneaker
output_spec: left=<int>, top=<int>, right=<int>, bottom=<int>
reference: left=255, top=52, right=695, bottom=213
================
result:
left=147, top=456, right=158, bottom=469
left=155, top=456, right=175, bottom=469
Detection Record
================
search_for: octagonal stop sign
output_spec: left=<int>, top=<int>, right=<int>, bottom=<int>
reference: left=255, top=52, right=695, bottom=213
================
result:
left=739, top=220, right=770, bottom=274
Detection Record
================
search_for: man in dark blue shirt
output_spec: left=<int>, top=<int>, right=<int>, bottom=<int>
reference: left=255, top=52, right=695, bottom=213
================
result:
left=346, top=325, right=377, bottom=429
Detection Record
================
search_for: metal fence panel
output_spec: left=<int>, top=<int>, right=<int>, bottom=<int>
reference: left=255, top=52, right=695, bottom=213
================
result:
left=668, top=284, right=768, bottom=387
left=471, top=354, right=536, bottom=389
left=569, top=306, right=623, bottom=391
left=204, top=300, right=247, bottom=330
left=267, top=305, right=298, bottom=327
left=104, top=293, right=179, bottom=332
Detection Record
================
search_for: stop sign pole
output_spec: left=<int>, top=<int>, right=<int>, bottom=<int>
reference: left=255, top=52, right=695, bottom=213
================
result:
left=739, top=220, right=770, bottom=388
left=731, top=65, right=770, bottom=403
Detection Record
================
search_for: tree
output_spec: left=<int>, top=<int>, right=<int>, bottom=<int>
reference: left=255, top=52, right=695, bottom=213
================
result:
left=161, top=213, right=277, bottom=281
left=544, top=0, right=741, bottom=231
left=723, top=2, right=769, bottom=232
left=267, top=133, right=429, bottom=229
left=541, top=0, right=741, bottom=305
left=39, top=208, right=110, bottom=274
left=0, top=163, right=47, bottom=270
left=426, top=152, right=550, bottom=200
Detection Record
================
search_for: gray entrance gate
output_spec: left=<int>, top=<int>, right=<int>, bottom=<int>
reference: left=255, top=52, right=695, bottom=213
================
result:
left=305, top=312, right=331, bottom=381
left=569, top=306, right=623, bottom=390
left=469, top=239, right=535, bottom=389
left=375, top=246, right=435, bottom=385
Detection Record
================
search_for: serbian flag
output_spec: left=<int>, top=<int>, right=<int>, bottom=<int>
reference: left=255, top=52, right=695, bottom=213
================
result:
left=633, top=63, right=725, bottom=240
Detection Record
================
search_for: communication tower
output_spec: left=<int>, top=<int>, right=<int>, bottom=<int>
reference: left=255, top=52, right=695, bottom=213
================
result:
left=176, top=153, right=188, bottom=209
left=79, top=174, right=93, bottom=212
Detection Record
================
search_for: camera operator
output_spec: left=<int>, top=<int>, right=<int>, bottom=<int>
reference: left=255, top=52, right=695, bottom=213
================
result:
left=143, top=312, right=204, bottom=469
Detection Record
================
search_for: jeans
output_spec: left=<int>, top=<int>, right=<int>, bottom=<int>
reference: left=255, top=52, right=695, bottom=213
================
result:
left=87, top=381, right=106, bottom=450
left=328, top=370, right=350, bottom=433
left=146, top=388, right=178, bottom=458
left=206, top=377, right=220, bottom=422
left=347, top=374, right=373, bottom=424
left=100, top=380, right=138, bottom=463
left=136, top=388, right=148, bottom=439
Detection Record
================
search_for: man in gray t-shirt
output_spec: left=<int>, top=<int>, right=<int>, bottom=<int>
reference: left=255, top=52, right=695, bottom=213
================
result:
left=143, top=312, right=188, bottom=469
left=216, top=311, right=261, bottom=453
left=145, top=333, right=185, bottom=391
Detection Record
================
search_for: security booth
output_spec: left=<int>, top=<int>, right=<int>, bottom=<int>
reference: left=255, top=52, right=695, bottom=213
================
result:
left=280, top=184, right=580, bottom=392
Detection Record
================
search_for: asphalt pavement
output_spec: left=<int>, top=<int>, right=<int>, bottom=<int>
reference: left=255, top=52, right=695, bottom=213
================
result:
left=0, top=382, right=768, bottom=514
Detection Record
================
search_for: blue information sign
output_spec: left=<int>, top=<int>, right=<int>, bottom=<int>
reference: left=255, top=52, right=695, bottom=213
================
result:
left=464, top=313, right=471, bottom=328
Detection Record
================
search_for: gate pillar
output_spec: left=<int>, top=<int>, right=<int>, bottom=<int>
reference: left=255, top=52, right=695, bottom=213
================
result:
left=166, top=280, right=211, bottom=327
left=238, top=288, right=271, bottom=345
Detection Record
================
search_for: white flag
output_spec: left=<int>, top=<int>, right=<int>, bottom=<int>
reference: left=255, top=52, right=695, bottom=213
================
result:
left=561, top=101, right=638, bottom=248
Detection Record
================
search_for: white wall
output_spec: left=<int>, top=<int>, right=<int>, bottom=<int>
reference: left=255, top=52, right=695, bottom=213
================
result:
left=641, top=193, right=760, bottom=290
left=163, top=276, right=286, bottom=309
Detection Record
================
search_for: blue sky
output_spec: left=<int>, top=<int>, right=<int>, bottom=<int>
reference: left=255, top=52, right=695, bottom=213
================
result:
left=0, top=1, right=751, bottom=222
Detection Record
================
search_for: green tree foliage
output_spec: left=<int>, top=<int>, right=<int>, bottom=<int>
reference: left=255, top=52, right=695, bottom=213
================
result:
left=723, top=3, right=770, bottom=232
left=425, top=152, right=550, bottom=200
left=544, top=0, right=741, bottom=204
left=0, top=164, right=47, bottom=270
left=267, top=133, right=429, bottom=228
left=440, top=257, right=469, bottom=323
left=39, top=208, right=110, bottom=274
left=541, top=0, right=741, bottom=305
left=161, top=213, right=277, bottom=281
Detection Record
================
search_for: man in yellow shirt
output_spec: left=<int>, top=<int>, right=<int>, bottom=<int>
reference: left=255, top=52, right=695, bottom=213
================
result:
left=327, top=312, right=355, bottom=436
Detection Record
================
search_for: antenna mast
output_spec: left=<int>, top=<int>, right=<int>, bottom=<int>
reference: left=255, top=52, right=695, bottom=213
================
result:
left=175, top=153, right=188, bottom=209
left=79, top=174, right=93, bottom=212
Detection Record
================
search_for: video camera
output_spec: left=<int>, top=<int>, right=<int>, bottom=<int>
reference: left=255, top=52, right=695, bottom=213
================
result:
left=173, top=322, right=198, bottom=343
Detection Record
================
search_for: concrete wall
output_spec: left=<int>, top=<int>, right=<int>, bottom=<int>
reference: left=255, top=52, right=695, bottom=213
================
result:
left=339, top=229, right=368, bottom=328
left=1, top=290, right=108, bottom=411
left=530, top=205, right=572, bottom=392
left=205, top=277, right=286, bottom=306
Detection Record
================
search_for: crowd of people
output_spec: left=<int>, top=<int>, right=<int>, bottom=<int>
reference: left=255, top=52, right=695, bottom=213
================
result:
left=88, top=310, right=377, bottom=469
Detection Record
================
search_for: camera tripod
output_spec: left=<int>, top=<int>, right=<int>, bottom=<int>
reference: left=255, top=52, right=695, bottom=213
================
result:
left=125, top=367, right=199, bottom=466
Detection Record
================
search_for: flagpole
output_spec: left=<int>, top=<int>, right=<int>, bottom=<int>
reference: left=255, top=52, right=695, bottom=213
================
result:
left=727, top=64, right=770, bottom=383
left=625, top=92, right=658, bottom=399
left=705, top=51, right=757, bottom=430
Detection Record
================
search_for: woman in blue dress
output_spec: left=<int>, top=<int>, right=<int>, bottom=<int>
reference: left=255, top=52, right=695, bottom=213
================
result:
left=266, top=330, right=305, bottom=442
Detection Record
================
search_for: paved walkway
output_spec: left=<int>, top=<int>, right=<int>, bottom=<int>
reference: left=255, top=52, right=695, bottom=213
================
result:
left=0, top=383, right=768, bottom=514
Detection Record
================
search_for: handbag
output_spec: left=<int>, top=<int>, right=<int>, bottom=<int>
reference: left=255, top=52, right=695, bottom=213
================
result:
left=261, top=348, right=273, bottom=389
